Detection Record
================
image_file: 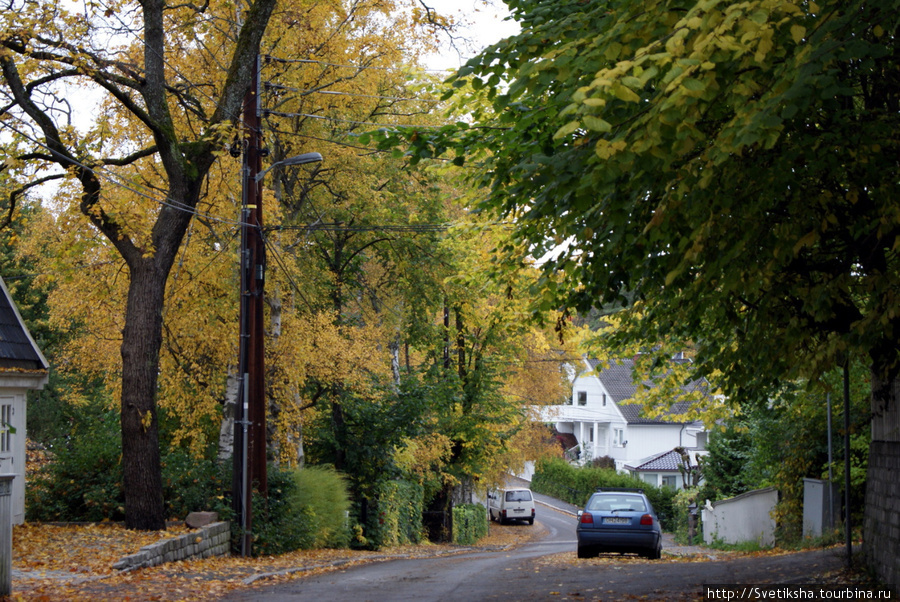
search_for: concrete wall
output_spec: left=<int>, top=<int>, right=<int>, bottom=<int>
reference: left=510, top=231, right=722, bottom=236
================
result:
left=803, top=478, right=840, bottom=538
left=702, top=487, right=778, bottom=547
left=863, top=441, right=900, bottom=592
left=112, top=522, right=230, bottom=571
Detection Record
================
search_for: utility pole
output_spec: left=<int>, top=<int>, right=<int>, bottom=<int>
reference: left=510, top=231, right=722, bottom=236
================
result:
left=231, top=56, right=321, bottom=556
left=233, top=54, right=266, bottom=557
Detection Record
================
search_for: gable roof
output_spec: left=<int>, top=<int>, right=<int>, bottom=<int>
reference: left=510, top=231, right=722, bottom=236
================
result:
left=0, top=276, right=49, bottom=372
left=624, top=449, right=686, bottom=472
left=584, top=357, right=706, bottom=425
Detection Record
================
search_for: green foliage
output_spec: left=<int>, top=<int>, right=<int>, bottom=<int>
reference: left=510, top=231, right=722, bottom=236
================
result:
left=160, top=447, right=231, bottom=521
left=26, top=400, right=229, bottom=523
left=355, top=479, right=424, bottom=550
left=288, top=466, right=352, bottom=549
left=671, top=488, right=702, bottom=546
left=376, top=0, right=900, bottom=410
left=250, top=465, right=352, bottom=555
left=26, top=407, right=123, bottom=522
left=531, top=457, right=675, bottom=530
left=696, top=365, right=870, bottom=543
left=452, top=503, right=488, bottom=545
left=698, top=422, right=754, bottom=501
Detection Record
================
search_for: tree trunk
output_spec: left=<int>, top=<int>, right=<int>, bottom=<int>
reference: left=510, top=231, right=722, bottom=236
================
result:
left=218, top=370, right=240, bottom=462
left=119, top=261, right=168, bottom=530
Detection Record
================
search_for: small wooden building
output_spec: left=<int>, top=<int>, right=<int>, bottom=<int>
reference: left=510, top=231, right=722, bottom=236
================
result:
left=0, top=276, right=49, bottom=525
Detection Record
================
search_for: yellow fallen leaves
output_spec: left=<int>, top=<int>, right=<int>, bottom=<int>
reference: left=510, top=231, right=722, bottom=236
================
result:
left=14, top=523, right=194, bottom=575
left=9, top=521, right=545, bottom=601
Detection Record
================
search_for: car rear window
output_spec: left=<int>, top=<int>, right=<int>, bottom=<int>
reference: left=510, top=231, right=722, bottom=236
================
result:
left=505, top=490, right=533, bottom=502
left=587, top=495, right=647, bottom=512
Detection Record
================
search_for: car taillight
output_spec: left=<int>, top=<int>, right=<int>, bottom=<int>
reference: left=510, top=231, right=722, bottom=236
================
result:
left=580, top=513, right=594, bottom=524
left=640, top=514, right=653, bottom=526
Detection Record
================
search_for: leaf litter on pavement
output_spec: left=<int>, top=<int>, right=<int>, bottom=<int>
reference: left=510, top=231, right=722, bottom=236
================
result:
left=10, top=520, right=542, bottom=601
left=12, top=522, right=856, bottom=601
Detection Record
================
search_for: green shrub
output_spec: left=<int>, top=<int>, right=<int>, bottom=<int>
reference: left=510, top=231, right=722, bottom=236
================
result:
left=452, top=503, right=488, bottom=545
left=531, top=457, right=677, bottom=530
left=672, top=487, right=702, bottom=545
left=356, top=479, right=424, bottom=549
left=161, top=447, right=231, bottom=520
left=251, top=465, right=351, bottom=556
left=26, top=405, right=231, bottom=523
left=26, top=408, right=124, bottom=522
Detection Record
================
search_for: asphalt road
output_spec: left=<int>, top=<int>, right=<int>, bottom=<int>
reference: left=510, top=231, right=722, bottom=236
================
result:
left=220, top=504, right=847, bottom=602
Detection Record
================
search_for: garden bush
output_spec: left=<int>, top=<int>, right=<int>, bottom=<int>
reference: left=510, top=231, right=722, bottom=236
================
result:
left=355, top=478, right=424, bottom=549
left=26, top=408, right=123, bottom=522
left=452, top=503, right=488, bottom=545
left=531, top=457, right=676, bottom=530
left=251, top=464, right=351, bottom=555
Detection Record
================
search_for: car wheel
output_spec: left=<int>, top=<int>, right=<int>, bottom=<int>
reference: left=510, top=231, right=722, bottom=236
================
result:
left=646, top=545, right=662, bottom=560
left=527, top=518, right=534, bottom=525
left=576, top=545, right=595, bottom=559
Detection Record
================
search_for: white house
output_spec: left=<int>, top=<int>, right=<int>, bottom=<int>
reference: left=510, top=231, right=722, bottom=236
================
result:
left=540, top=357, right=708, bottom=484
left=0, top=276, right=50, bottom=524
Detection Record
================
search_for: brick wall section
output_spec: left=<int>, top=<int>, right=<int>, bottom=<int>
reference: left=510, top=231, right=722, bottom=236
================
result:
left=863, top=441, right=899, bottom=593
left=113, top=522, right=230, bottom=571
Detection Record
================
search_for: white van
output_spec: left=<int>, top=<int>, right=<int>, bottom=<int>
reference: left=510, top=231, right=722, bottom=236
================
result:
left=488, top=488, right=536, bottom=525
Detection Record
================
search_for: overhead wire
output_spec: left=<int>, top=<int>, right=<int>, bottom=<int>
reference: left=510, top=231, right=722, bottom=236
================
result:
left=0, top=113, right=248, bottom=229
left=269, top=223, right=448, bottom=233
left=263, top=83, right=442, bottom=104
left=262, top=109, right=445, bottom=130
left=263, top=55, right=454, bottom=76
left=259, top=229, right=318, bottom=313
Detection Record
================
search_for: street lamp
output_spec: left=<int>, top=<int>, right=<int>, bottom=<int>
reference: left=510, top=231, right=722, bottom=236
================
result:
left=254, top=152, right=323, bottom=181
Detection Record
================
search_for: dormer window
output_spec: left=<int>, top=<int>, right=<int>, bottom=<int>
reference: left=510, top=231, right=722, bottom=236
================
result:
left=577, top=391, right=587, bottom=405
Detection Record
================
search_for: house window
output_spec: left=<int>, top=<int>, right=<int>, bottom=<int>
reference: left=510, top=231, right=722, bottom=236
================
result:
left=602, top=394, right=607, bottom=407
left=0, top=404, right=11, bottom=453
left=662, top=475, right=677, bottom=489
left=577, top=391, right=587, bottom=406
left=613, top=428, right=625, bottom=447
left=589, top=427, right=594, bottom=443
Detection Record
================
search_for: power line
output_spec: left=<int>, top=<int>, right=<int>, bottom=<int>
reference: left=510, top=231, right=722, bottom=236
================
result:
left=0, top=114, right=248, bottom=230
left=269, top=223, right=449, bottom=233
left=263, top=55, right=452, bottom=75
left=264, top=82, right=441, bottom=104
left=262, top=109, right=445, bottom=130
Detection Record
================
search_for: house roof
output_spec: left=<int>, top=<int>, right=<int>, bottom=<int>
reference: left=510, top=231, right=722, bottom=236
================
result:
left=0, top=276, right=49, bottom=372
left=584, top=357, right=706, bottom=424
left=625, top=449, right=687, bottom=472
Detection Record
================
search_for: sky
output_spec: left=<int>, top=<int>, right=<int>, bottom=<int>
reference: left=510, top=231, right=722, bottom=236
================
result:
left=420, top=0, right=520, bottom=72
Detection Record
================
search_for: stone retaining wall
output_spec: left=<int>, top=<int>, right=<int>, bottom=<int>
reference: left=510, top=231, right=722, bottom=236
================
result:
left=113, top=522, right=230, bottom=571
left=863, top=441, right=899, bottom=593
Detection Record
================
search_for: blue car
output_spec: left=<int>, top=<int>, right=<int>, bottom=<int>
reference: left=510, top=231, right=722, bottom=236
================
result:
left=576, top=488, right=662, bottom=559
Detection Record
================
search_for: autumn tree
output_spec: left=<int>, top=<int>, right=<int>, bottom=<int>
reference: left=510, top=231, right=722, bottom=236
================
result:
left=375, top=0, right=900, bottom=575
left=0, top=0, right=304, bottom=529
left=1, top=0, right=468, bottom=532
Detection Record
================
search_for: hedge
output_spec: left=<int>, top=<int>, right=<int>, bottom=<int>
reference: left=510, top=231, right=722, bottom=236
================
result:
left=452, top=503, right=488, bottom=545
left=531, top=457, right=676, bottom=531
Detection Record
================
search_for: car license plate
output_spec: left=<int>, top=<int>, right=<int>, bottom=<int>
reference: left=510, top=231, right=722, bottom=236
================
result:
left=513, top=509, right=524, bottom=513
left=603, top=517, right=629, bottom=525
